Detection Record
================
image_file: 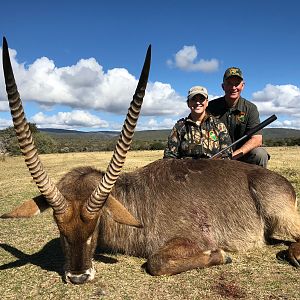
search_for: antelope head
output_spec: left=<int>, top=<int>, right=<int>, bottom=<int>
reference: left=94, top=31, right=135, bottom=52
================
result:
left=2, top=37, right=151, bottom=284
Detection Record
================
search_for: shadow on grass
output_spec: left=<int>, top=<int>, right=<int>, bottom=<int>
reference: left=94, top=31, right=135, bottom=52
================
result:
left=0, top=238, right=119, bottom=280
left=0, top=238, right=65, bottom=277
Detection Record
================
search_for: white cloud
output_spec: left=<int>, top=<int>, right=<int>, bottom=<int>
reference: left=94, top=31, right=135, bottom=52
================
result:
left=31, top=110, right=109, bottom=129
left=252, top=84, right=300, bottom=116
left=0, top=101, right=9, bottom=111
left=142, top=82, right=188, bottom=116
left=0, top=118, right=12, bottom=130
left=269, top=119, right=300, bottom=130
left=137, top=117, right=178, bottom=130
left=2, top=47, right=300, bottom=131
left=0, top=47, right=187, bottom=117
left=108, top=117, right=179, bottom=132
left=167, top=45, right=219, bottom=72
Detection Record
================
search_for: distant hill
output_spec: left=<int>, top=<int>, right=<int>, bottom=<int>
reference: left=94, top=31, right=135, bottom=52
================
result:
left=39, top=128, right=171, bottom=142
left=133, top=130, right=170, bottom=141
left=2, top=127, right=299, bottom=155
left=38, top=128, right=172, bottom=152
left=40, top=128, right=120, bottom=140
left=262, top=128, right=300, bottom=140
left=40, top=128, right=300, bottom=142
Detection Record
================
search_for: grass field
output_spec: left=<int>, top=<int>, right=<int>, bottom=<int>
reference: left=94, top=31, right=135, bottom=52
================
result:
left=1, top=147, right=300, bottom=300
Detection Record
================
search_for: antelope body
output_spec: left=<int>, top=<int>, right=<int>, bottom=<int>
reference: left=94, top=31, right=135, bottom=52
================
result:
left=2, top=37, right=300, bottom=285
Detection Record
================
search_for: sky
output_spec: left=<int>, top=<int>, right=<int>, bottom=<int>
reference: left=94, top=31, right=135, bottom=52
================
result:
left=0, top=0, right=300, bottom=132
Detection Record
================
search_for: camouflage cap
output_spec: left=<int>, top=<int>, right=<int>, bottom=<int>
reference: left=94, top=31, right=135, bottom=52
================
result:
left=187, top=86, right=208, bottom=100
left=223, top=67, right=243, bottom=82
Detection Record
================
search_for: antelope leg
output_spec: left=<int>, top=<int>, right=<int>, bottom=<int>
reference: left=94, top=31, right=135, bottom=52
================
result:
left=145, top=237, right=231, bottom=276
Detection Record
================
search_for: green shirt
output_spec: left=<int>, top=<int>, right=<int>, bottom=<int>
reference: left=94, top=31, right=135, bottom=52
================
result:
left=208, top=96, right=261, bottom=150
left=163, top=114, right=232, bottom=159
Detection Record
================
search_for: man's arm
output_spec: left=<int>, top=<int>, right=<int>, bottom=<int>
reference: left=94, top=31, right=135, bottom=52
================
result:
left=232, top=101, right=263, bottom=158
left=232, top=134, right=262, bottom=158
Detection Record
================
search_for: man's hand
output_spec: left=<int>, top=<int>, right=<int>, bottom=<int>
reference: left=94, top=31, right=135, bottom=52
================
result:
left=232, top=134, right=262, bottom=157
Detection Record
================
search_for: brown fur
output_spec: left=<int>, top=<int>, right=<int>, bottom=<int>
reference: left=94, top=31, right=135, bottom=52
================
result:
left=146, top=238, right=229, bottom=275
left=288, top=242, right=300, bottom=267
left=99, top=159, right=299, bottom=256
left=1, top=195, right=48, bottom=218
left=3, top=158, right=300, bottom=282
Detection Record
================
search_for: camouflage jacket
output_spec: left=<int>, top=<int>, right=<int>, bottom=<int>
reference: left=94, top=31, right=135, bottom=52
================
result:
left=163, top=114, right=232, bottom=159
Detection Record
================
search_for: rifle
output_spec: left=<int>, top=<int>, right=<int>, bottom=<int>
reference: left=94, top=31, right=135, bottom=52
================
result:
left=210, top=114, right=277, bottom=160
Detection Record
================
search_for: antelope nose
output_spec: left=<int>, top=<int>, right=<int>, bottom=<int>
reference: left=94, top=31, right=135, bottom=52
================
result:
left=67, top=273, right=90, bottom=284
left=65, top=266, right=96, bottom=284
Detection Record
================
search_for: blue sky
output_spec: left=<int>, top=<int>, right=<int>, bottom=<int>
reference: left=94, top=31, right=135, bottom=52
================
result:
left=0, top=0, right=300, bottom=131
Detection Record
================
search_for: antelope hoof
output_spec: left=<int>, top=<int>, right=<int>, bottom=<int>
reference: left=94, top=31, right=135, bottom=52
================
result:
left=225, top=255, right=232, bottom=264
left=220, top=249, right=232, bottom=264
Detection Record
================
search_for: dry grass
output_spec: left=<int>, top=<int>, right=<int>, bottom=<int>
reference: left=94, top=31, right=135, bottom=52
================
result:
left=1, top=147, right=300, bottom=299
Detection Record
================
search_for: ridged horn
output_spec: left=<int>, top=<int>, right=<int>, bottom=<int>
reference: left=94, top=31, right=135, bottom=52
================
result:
left=2, top=37, right=67, bottom=214
left=85, top=45, right=151, bottom=213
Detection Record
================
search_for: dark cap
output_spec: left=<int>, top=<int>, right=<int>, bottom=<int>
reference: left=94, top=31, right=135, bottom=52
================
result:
left=223, top=67, right=243, bottom=82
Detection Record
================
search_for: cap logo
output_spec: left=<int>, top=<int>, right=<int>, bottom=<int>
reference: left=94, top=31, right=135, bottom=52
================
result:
left=223, top=67, right=243, bottom=82
left=229, top=68, right=239, bottom=76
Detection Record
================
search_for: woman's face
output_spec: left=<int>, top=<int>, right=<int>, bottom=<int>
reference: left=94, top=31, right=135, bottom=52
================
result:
left=187, top=94, right=208, bottom=116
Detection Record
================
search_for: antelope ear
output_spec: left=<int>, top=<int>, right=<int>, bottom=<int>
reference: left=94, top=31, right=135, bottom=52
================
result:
left=104, top=194, right=143, bottom=228
left=1, top=195, right=50, bottom=218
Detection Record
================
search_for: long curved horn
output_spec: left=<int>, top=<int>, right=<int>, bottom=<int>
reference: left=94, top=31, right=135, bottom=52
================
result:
left=85, top=45, right=151, bottom=214
left=2, top=37, right=67, bottom=214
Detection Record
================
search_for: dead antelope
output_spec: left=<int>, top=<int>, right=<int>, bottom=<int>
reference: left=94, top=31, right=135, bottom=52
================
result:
left=2, top=37, right=300, bottom=285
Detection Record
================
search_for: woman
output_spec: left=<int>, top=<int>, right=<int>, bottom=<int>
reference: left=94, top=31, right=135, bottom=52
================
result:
left=164, top=86, right=232, bottom=159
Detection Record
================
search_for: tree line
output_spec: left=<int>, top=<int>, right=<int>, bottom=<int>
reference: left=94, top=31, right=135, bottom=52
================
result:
left=0, top=124, right=166, bottom=156
left=1, top=124, right=300, bottom=156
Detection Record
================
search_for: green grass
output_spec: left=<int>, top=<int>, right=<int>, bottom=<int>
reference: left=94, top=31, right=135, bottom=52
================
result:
left=1, top=148, right=300, bottom=299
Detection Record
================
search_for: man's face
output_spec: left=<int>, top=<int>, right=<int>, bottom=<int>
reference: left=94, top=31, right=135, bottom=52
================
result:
left=222, top=76, right=244, bottom=103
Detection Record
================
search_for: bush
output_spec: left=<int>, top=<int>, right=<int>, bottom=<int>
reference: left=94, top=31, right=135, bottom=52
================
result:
left=149, top=141, right=165, bottom=150
left=0, top=124, right=57, bottom=155
left=34, top=132, right=58, bottom=154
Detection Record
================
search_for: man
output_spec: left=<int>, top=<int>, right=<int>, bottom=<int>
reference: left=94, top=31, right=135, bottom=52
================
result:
left=208, top=67, right=269, bottom=167
left=164, top=85, right=232, bottom=159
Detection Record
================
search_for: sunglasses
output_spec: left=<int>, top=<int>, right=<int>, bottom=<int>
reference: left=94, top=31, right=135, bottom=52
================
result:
left=189, top=96, right=207, bottom=103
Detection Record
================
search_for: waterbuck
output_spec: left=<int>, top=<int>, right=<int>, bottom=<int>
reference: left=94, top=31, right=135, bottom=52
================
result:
left=2, top=37, right=300, bottom=285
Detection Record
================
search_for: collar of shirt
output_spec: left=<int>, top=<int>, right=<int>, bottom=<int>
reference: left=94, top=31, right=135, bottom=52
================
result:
left=186, top=113, right=211, bottom=126
left=225, top=97, right=246, bottom=114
